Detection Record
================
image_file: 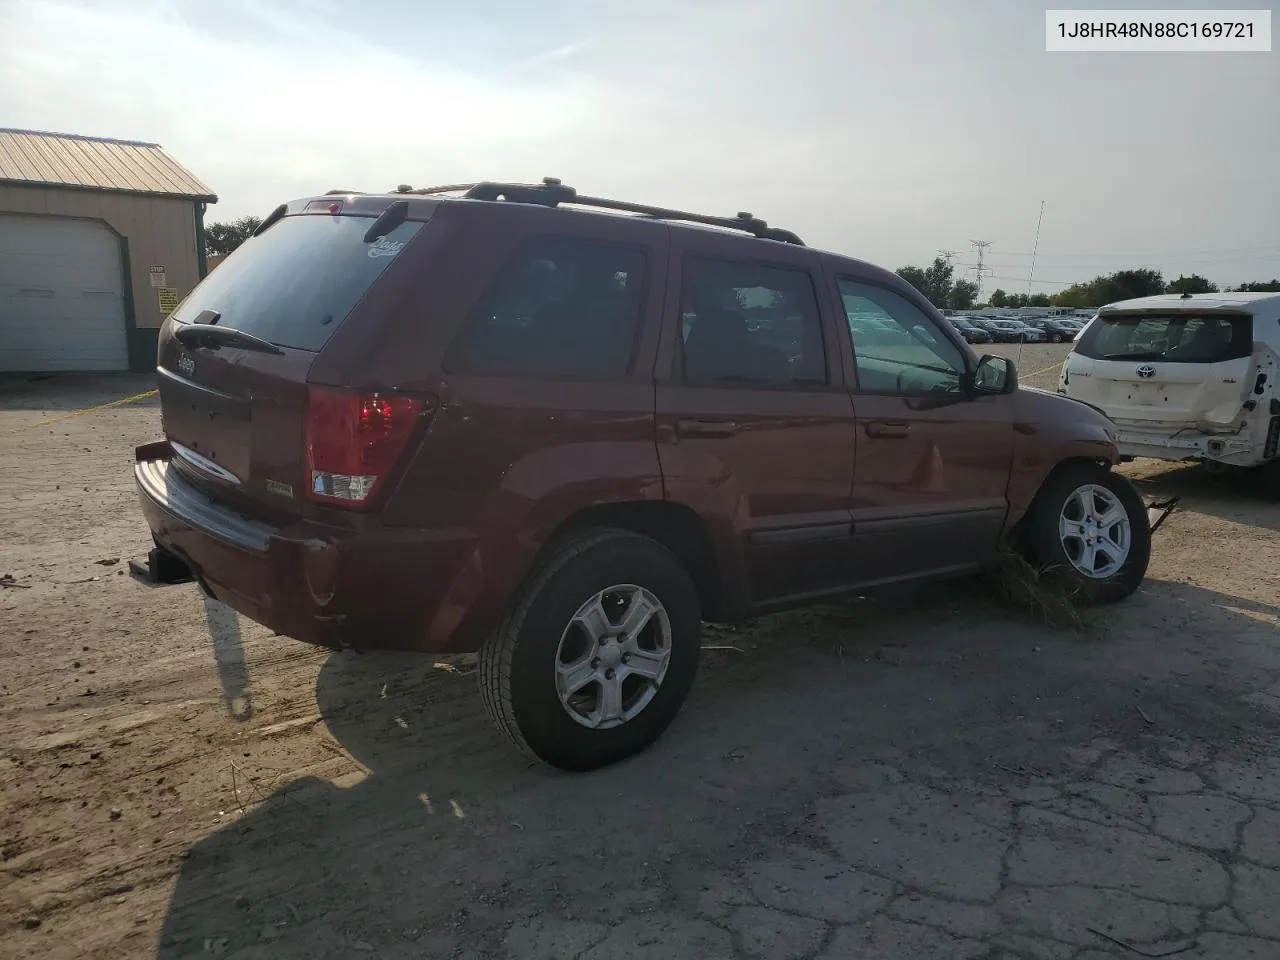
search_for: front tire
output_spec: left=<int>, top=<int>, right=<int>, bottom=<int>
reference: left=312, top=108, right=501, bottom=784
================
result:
left=479, top=528, right=701, bottom=771
left=1026, top=464, right=1150, bottom=604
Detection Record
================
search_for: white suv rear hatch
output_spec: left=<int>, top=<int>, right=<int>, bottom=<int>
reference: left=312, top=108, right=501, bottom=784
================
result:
left=1060, top=293, right=1280, bottom=465
left=1065, top=299, right=1261, bottom=425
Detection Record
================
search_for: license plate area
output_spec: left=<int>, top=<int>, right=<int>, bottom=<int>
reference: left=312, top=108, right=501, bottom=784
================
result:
left=1122, top=383, right=1164, bottom=406
left=157, top=367, right=252, bottom=484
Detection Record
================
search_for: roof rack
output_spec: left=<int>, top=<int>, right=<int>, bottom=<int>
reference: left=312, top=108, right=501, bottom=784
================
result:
left=390, top=178, right=804, bottom=245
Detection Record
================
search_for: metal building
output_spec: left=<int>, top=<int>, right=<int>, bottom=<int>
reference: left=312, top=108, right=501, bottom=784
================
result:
left=0, top=128, right=216, bottom=373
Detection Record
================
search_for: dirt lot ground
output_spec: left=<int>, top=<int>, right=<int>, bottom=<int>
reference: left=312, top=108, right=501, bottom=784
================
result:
left=3, top=348, right=1279, bottom=960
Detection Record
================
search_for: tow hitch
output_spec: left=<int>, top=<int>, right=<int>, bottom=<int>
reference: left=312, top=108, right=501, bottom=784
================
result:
left=128, top=544, right=195, bottom=586
left=1146, top=497, right=1179, bottom=534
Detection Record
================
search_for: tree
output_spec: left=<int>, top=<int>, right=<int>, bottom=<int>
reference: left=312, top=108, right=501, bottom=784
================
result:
left=1049, top=269, right=1166, bottom=309
left=988, top=289, right=1007, bottom=308
left=205, top=215, right=263, bottom=257
left=1107, top=269, right=1165, bottom=301
left=949, top=279, right=979, bottom=311
left=1028, top=293, right=1051, bottom=307
left=1236, top=279, right=1280, bottom=292
left=1004, top=292, right=1029, bottom=309
left=896, top=256, right=955, bottom=309
left=1165, top=274, right=1218, bottom=295
left=896, top=265, right=928, bottom=298
left=921, top=257, right=954, bottom=309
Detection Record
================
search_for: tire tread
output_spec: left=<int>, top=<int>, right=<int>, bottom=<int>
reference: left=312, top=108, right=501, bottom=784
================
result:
left=477, top=528, right=673, bottom=764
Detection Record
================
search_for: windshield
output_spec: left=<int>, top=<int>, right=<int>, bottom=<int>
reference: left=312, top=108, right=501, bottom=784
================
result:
left=1074, top=313, right=1253, bottom=363
left=171, top=214, right=423, bottom=351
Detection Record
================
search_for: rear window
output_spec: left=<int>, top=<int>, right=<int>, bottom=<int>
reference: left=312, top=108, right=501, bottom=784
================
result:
left=171, top=214, right=423, bottom=351
left=1075, top=313, right=1253, bottom=364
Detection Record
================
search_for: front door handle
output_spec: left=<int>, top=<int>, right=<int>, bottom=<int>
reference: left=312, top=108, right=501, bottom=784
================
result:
left=675, top=418, right=737, bottom=438
left=865, top=421, right=910, bottom=439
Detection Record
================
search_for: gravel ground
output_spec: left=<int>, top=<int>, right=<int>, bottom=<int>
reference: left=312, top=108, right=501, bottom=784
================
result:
left=3, top=359, right=1280, bottom=960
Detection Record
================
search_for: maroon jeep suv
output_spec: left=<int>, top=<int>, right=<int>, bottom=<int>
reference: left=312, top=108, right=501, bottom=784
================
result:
left=135, top=179, right=1150, bottom=771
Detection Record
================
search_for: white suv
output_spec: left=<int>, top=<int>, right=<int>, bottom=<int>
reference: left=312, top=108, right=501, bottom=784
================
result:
left=1059, top=293, right=1280, bottom=477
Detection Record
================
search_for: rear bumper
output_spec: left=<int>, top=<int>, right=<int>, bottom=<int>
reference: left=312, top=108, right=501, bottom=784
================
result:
left=1112, top=424, right=1268, bottom=467
left=134, top=442, right=478, bottom=652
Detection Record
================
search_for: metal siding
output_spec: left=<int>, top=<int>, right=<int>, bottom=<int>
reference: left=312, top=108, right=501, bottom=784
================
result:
left=0, top=184, right=202, bottom=330
left=0, top=130, right=216, bottom=201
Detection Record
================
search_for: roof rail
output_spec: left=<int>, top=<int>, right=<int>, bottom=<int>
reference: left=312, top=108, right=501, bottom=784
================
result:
left=390, top=177, right=804, bottom=245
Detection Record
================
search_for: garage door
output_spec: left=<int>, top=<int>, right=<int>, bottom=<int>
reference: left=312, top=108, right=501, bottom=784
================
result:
left=0, top=214, right=129, bottom=371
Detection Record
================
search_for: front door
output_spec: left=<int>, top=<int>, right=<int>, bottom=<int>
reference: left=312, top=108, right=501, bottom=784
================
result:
left=829, top=274, right=1015, bottom=583
left=655, top=239, right=857, bottom=607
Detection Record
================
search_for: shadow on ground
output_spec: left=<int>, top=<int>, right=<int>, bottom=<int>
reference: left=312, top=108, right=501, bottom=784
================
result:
left=1127, top=461, right=1280, bottom=532
left=157, top=576, right=1280, bottom=959
left=205, top=595, right=252, bottom=722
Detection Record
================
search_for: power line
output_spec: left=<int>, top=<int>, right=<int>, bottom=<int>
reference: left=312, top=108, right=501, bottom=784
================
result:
left=979, top=244, right=1280, bottom=260
left=984, top=253, right=1280, bottom=269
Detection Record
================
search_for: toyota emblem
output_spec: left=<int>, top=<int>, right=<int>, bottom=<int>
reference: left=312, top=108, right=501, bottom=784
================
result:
left=178, top=353, right=196, bottom=377
left=1136, top=364, right=1156, bottom=379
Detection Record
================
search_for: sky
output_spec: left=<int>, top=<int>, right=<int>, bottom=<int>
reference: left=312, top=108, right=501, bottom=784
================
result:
left=1, top=0, right=1277, bottom=294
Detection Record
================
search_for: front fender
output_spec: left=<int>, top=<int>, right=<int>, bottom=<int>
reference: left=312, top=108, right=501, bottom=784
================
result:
left=1005, top=388, right=1120, bottom=530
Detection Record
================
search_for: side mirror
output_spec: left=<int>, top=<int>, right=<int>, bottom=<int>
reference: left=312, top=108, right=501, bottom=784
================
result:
left=970, top=355, right=1017, bottom=395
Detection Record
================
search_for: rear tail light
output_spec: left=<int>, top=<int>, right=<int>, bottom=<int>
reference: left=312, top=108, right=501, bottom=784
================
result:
left=305, top=387, right=431, bottom=507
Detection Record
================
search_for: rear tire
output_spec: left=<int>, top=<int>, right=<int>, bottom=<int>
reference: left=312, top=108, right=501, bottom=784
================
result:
left=478, top=528, right=701, bottom=771
left=1026, top=463, right=1150, bottom=604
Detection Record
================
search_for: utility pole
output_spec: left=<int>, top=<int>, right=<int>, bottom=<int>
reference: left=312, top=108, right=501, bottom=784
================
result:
left=969, top=239, right=993, bottom=299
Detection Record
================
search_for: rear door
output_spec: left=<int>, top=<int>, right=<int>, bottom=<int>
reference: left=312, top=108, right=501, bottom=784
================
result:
left=828, top=272, right=1014, bottom=583
left=156, top=209, right=427, bottom=521
left=1064, top=310, right=1254, bottom=425
left=654, top=238, right=858, bottom=605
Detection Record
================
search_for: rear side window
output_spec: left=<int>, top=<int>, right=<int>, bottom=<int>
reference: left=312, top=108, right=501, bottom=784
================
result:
left=171, top=214, right=423, bottom=351
left=445, top=237, right=647, bottom=379
left=1075, top=313, right=1253, bottom=363
left=679, top=258, right=826, bottom=385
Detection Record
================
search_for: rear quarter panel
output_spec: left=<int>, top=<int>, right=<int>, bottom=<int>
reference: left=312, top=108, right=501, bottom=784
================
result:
left=312, top=204, right=673, bottom=651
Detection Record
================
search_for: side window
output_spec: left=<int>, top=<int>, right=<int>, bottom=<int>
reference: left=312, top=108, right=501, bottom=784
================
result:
left=445, top=237, right=647, bottom=378
left=679, top=258, right=826, bottom=386
left=838, top=279, right=966, bottom=395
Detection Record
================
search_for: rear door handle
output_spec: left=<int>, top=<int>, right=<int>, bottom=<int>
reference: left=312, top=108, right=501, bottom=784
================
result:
left=675, top=418, right=737, bottom=438
left=865, top=421, right=910, bottom=439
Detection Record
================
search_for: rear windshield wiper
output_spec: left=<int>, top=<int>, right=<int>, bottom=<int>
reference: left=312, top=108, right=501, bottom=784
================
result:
left=174, top=322, right=284, bottom=355
left=1101, top=351, right=1163, bottom=360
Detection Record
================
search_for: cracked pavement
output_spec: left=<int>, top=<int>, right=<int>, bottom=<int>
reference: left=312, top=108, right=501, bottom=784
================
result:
left=2, top=374, right=1279, bottom=959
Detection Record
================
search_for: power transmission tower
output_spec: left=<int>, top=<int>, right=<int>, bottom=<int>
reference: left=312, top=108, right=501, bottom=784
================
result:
left=968, top=239, right=993, bottom=299
left=937, top=249, right=961, bottom=265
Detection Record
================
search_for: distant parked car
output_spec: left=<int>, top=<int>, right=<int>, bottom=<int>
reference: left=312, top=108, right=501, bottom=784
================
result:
left=1024, top=318, right=1081, bottom=343
left=948, top=317, right=993, bottom=344
left=988, top=319, right=1046, bottom=343
left=970, top=318, right=1026, bottom=343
